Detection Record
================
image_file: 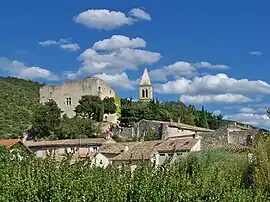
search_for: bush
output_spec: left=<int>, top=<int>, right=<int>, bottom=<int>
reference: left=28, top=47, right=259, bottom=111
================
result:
left=0, top=148, right=269, bottom=201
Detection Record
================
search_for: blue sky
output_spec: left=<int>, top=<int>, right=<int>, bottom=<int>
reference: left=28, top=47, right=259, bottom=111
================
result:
left=0, top=0, right=270, bottom=128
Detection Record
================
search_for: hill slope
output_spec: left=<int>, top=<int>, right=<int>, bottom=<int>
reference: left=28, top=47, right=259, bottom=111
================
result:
left=0, top=77, right=40, bottom=139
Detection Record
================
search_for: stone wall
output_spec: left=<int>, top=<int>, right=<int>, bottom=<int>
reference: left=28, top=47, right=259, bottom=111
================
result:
left=40, top=77, right=115, bottom=118
left=199, top=125, right=260, bottom=150
left=114, top=120, right=198, bottom=140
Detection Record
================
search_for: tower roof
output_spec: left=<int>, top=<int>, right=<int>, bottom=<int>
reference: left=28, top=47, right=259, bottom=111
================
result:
left=140, top=68, right=151, bottom=86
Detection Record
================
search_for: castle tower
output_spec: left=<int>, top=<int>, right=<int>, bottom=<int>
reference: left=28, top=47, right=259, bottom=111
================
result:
left=139, top=68, right=153, bottom=102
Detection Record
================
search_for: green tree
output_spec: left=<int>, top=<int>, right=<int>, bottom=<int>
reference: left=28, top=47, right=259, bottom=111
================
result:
left=103, top=97, right=117, bottom=114
left=197, top=106, right=209, bottom=129
left=75, top=95, right=104, bottom=121
left=57, top=117, right=98, bottom=139
left=29, top=100, right=62, bottom=139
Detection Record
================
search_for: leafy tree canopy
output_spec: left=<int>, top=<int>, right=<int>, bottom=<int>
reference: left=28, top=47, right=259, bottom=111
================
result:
left=0, top=77, right=40, bottom=139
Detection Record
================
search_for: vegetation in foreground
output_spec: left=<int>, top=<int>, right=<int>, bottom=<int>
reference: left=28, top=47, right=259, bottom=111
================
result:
left=1, top=137, right=270, bottom=201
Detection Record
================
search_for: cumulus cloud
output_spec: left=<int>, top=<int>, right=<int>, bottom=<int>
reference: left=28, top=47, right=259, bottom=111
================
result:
left=74, top=47, right=160, bottom=76
left=149, top=61, right=197, bottom=82
left=74, top=8, right=151, bottom=30
left=74, top=9, right=132, bottom=30
left=224, top=113, right=270, bottom=129
left=239, top=107, right=255, bottom=113
left=92, top=35, right=146, bottom=50
left=180, top=94, right=252, bottom=104
left=154, top=73, right=270, bottom=95
left=129, top=8, right=151, bottom=21
left=0, top=57, right=58, bottom=81
left=39, top=38, right=80, bottom=52
left=149, top=61, right=229, bottom=82
left=195, top=61, right=230, bottom=69
left=59, top=43, right=80, bottom=52
left=67, top=35, right=160, bottom=78
left=249, top=51, right=264, bottom=56
left=93, top=72, right=137, bottom=90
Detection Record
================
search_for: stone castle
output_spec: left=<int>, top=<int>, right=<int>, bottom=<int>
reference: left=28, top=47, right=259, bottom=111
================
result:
left=40, top=68, right=153, bottom=122
left=40, top=77, right=116, bottom=118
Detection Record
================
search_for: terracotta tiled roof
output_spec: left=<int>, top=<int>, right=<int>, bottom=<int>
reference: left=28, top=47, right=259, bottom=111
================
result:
left=112, top=140, right=163, bottom=161
left=100, top=142, right=137, bottom=154
left=25, top=138, right=106, bottom=148
left=0, top=139, right=21, bottom=148
left=156, top=138, right=199, bottom=153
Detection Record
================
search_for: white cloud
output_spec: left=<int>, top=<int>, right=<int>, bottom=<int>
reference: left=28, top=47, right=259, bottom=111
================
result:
left=129, top=8, right=151, bottom=21
left=0, top=57, right=58, bottom=81
left=74, top=8, right=152, bottom=30
left=39, top=38, right=80, bottom=52
left=195, top=61, right=230, bottom=69
left=180, top=94, right=252, bottom=104
left=60, top=43, right=80, bottom=52
left=224, top=113, right=270, bottom=129
left=154, top=73, right=270, bottom=95
left=239, top=107, right=255, bottom=113
left=74, top=9, right=133, bottom=30
left=92, top=35, right=146, bottom=51
left=38, top=40, right=58, bottom=46
left=69, top=45, right=160, bottom=77
left=249, top=51, right=264, bottom=56
left=213, top=110, right=222, bottom=116
left=93, top=72, right=137, bottom=90
left=149, top=61, right=197, bottom=82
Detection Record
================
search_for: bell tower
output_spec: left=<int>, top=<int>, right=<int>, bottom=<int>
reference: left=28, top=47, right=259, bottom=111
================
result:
left=139, top=68, right=153, bottom=102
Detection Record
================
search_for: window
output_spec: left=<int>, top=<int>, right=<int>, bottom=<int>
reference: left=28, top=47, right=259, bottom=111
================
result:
left=160, top=153, right=166, bottom=156
left=145, top=89, right=148, bottom=98
left=48, top=98, right=53, bottom=102
left=100, top=160, right=103, bottom=165
left=66, top=97, right=71, bottom=105
left=142, top=89, right=145, bottom=98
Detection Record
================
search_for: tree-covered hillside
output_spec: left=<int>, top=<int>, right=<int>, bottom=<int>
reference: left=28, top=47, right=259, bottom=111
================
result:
left=0, top=77, right=40, bottom=139
left=0, top=77, right=225, bottom=140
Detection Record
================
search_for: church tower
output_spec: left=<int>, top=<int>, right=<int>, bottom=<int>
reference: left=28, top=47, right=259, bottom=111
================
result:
left=139, top=68, right=153, bottom=102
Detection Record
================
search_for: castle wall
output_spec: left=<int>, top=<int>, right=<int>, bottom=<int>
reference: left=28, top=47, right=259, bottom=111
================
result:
left=40, top=78, right=115, bottom=118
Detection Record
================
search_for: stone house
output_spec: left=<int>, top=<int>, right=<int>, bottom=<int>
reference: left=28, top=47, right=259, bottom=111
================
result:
left=25, top=138, right=115, bottom=161
left=200, top=121, right=263, bottom=150
left=40, top=77, right=118, bottom=123
left=110, top=138, right=201, bottom=171
left=0, top=139, right=32, bottom=153
left=94, top=142, right=137, bottom=168
left=114, top=119, right=214, bottom=140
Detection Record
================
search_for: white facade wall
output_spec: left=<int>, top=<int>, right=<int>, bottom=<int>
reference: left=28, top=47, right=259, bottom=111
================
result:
left=40, top=78, right=115, bottom=118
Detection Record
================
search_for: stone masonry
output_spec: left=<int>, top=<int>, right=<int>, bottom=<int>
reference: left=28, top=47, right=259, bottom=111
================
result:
left=40, top=77, right=116, bottom=118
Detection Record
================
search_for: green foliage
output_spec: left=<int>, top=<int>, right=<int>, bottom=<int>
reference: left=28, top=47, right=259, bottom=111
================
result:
left=0, top=77, right=40, bottom=139
left=29, top=101, right=98, bottom=140
left=0, top=148, right=269, bottom=201
left=144, top=130, right=160, bottom=141
left=29, top=100, right=62, bottom=139
left=197, top=106, right=209, bottom=129
left=57, top=117, right=98, bottom=139
left=114, top=94, right=121, bottom=115
left=103, top=97, right=117, bottom=114
left=120, top=98, right=222, bottom=129
left=253, top=136, right=270, bottom=192
left=75, top=95, right=104, bottom=121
